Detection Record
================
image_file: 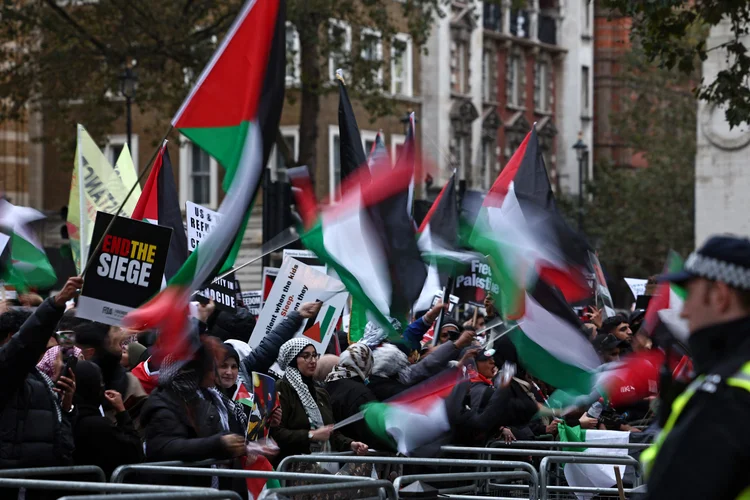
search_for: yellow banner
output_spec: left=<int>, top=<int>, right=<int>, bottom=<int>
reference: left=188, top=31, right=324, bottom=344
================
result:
left=67, top=124, right=141, bottom=273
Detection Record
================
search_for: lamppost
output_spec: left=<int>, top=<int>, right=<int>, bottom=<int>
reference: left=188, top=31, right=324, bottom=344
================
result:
left=119, top=65, right=138, bottom=154
left=572, top=131, right=589, bottom=232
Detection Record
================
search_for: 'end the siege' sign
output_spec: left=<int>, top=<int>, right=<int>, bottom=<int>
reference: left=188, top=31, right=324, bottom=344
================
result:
left=78, top=211, right=172, bottom=325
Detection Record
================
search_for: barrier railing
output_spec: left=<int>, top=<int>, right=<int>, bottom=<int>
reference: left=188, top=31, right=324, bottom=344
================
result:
left=58, top=492, right=241, bottom=500
left=487, top=439, right=650, bottom=450
left=277, top=455, right=539, bottom=497
left=393, top=471, right=536, bottom=498
left=258, top=479, right=397, bottom=500
left=442, top=445, right=645, bottom=460
left=0, top=477, right=218, bottom=495
left=111, top=463, right=377, bottom=486
left=539, top=455, right=642, bottom=500
left=0, top=465, right=106, bottom=483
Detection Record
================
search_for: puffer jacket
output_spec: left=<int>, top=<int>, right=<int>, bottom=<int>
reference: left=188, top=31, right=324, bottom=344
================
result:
left=140, top=387, right=247, bottom=498
left=0, top=298, right=74, bottom=468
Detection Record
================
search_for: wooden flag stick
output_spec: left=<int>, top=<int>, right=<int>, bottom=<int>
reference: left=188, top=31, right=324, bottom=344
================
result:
left=80, top=126, right=174, bottom=279
left=614, top=466, right=626, bottom=500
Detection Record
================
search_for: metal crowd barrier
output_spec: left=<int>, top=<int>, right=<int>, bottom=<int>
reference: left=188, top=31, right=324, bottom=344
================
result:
left=277, top=454, right=539, bottom=495
left=111, top=463, right=377, bottom=486
left=0, top=465, right=106, bottom=483
left=539, top=455, right=643, bottom=500
left=58, top=493, right=241, bottom=500
left=393, top=471, right=537, bottom=499
left=442, top=445, right=645, bottom=459
left=258, top=479, right=397, bottom=500
left=0, top=477, right=218, bottom=495
left=487, top=439, right=651, bottom=450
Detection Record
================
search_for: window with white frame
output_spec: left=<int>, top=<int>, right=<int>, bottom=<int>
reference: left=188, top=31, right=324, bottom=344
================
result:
left=269, top=126, right=299, bottom=182
left=391, top=34, right=413, bottom=96
left=179, top=137, right=218, bottom=209
left=509, top=54, right=521, bottom=106
left=328, top=20, right=352, bottom=81
left=285, top=22, right=300, bottom=86
left=534, top=60, right=550, bottom=112
left=329, top=125, right=341, bottom=202
left=360, top=130, right=378, bottom=159
left=581, top=65, right=591, bottom=117
left=391, top=134, right=406, bottom=163
left=104, top=134, right=139, bottom=171
left=360, top=29, right=383, bottom=85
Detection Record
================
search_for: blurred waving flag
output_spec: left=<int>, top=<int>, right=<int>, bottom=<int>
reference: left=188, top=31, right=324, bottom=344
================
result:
left=644, top=251, right=688, bottom=340
left=131, top=143, right=188, bottom=281
left=336, top=70, right=368, bottom=186
left=471, top=127, right=592, bottom=310
left=289, top=149, right=428, bottom=336
left=124, top=0, right=285, bottom=361
left=0, top=199, right=57, bottom=291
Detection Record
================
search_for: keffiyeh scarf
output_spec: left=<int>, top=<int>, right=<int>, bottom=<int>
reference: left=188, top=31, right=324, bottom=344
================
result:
left=362, top=318, right=402, bottom=348
left=278, top=338, right=324, bottom=429
left=325, top=343, right=373, bottom=384
left=37, top=345, right=83, bottom=379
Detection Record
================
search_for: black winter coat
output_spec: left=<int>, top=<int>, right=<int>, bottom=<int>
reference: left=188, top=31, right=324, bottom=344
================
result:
left=326, top=377, right=392, bottom=449
left=0, top=298, right=74, bottom=468
left=645, top=317, right=750, bottom=500
left=140, top=387, right=247, bottom=498
left=240, top=312, right=303, bottom=381
left=73, top=405, right=144, bottom=478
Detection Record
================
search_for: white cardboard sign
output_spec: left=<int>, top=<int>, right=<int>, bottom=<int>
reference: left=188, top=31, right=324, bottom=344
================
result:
left=186, top=201, right=224, bottom=252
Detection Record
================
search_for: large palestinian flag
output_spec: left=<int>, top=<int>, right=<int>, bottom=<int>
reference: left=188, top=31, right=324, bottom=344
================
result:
left=131, top=143, right=188, bottom=281
left=124, top=0, right=285, bottom=360
left=289, top=152, right=427, bottom=336
left=471, top=127, right=591, bottom=310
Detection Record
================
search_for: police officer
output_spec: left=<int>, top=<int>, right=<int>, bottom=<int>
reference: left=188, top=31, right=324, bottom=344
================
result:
left=643, top=235, right=750, bottom=499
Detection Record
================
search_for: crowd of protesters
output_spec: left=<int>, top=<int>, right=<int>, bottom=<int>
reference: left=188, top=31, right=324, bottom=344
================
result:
left=0, top=274, right=665, bottom=500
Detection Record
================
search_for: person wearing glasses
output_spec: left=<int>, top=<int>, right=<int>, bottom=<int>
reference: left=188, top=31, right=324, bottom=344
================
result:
left=272, top=336, right=369, bottom=465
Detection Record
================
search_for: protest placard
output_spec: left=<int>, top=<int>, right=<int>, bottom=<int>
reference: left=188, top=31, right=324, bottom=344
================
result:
left=624, top=278, right=648, bottom=302
left=247, top=372, right=277, bottom=441
left=454, top=256, right=500, bottom=306
left=261, top=267, right=279, bottom=305
left=249, top=258, right=347, bottom=357
left=77, top=212, right=171, bottom=325
left=186, top=201, right=239, bottom=312
left=282, top=248, right=325, bottom=273
left=241, top=290, right=262, bottom=316
left=186, top=201, right=224, bottom=253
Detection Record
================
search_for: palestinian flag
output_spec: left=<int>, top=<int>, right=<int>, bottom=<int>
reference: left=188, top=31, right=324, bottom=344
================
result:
left=645, top=251, right=688, bottom=340
left=557, top=423, right=630, bottom=493
left=131, top=143, right=188, bottom=281
left=241, top=455, right=281, bottom=499
left=361, top=369, right=464, bottom=455
left=471, top=127, right=591, bottom=306
left=124, top=0, right=285, bottom=361
left=289, top=151, right=427, bottom=336
left=336, top=70, right=368, bottom=185
left=507, top=279, right=601, bottom=396
left=0, top=200, right=57, bottom=291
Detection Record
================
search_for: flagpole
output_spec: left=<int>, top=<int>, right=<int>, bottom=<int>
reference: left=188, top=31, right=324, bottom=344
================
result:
left=76, top=125, right=88, bottom=272
left=211, top=227, right=300, bottom=283
left=80, top=125, right=174, bottom=279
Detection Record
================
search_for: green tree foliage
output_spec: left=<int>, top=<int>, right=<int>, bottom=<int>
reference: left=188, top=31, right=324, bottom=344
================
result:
left=602, top=0, right=750, bottom=128
left=561, top=49, right=696, bottom=282
left=0, top=0, right=442, bottom=168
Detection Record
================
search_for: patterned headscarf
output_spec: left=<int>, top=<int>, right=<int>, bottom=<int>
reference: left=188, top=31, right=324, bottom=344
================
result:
left=371, top=342, right=410, bottom=378
left=277, top=338, right=324, bottom=429
left=362, top=317, right=402, bottom=348
left=325, top=343, right=373, bottom=384
left=37, top=345, right=83, bottom=379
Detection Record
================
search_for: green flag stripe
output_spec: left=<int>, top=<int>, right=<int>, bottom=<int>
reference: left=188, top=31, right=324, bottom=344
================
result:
left=179, top=121, right=251, bottom=191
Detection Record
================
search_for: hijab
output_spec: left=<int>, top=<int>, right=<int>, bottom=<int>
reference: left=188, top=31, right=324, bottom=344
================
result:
left=371, top=343, right=410, bottom=378
left=277, top=338, right=324, bottom=429
left=325, top=343, right=373, bottom=384
left=73, top=360, right=104, bottom=407
left=362, top=318, right=402, bottom=348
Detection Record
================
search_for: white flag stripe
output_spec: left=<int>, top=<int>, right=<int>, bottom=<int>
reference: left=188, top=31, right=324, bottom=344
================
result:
left=323, top=196, right=392, bottom=316
left=523, top=293, right=601, bottom=372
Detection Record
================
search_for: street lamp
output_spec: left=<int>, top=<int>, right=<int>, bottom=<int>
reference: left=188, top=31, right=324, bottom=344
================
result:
left=572, top=131, right=589, bottom=232
left=119, top=65, right=138, bottom=154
